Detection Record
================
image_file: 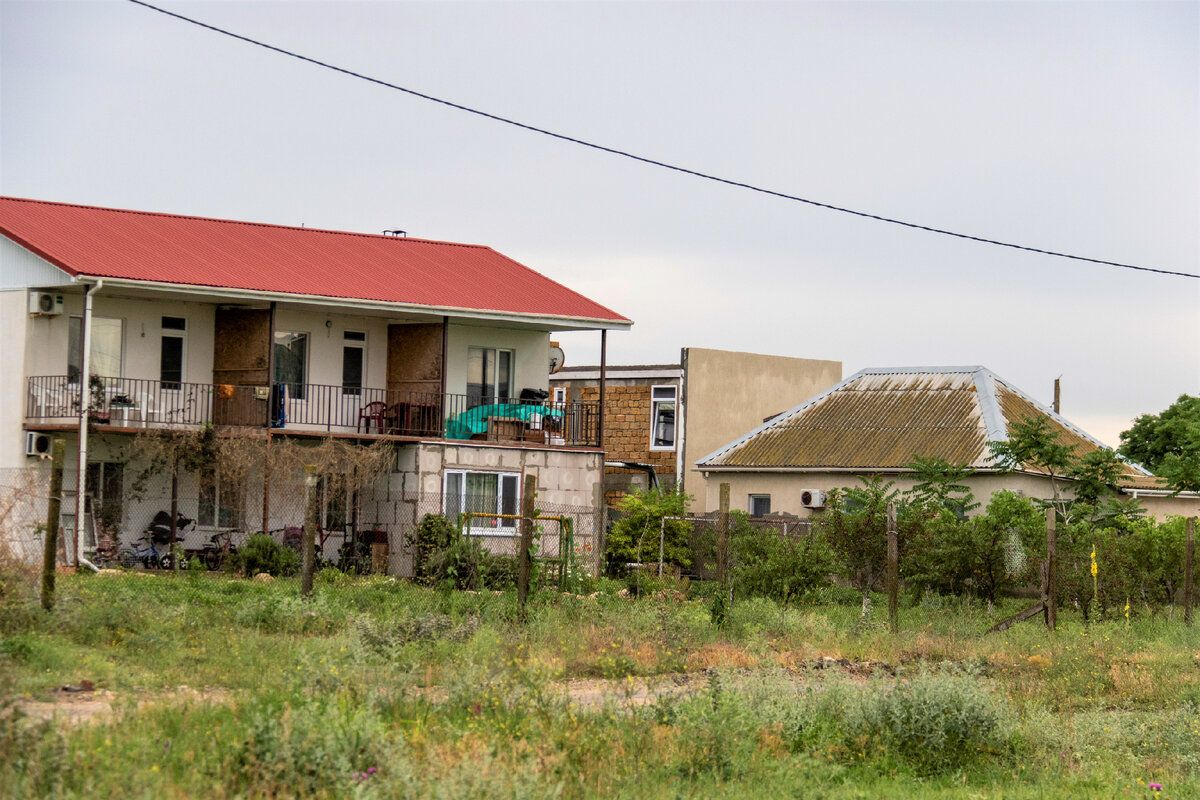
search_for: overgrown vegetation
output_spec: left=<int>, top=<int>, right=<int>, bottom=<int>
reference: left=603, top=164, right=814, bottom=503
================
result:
left=2, top=573, right=1199, bottom=798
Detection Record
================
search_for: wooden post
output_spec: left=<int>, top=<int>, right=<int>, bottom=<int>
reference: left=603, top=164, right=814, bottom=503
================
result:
left=717, top=483, right=730, bottom=583
left=517, top=474, right=537, bottom=609
left=1045, top=508, right=1057, bottom=632
left=301, top=465, right=318, bottom=597
left=886, top=502, right=898, bottom=634
left=597, top=330, right=607, bottom=448
left=41, top=439, right=66, bottom=611
left=170, top=462, right=179, bottom=572
left=1184, top=517, right=1195, bottom=626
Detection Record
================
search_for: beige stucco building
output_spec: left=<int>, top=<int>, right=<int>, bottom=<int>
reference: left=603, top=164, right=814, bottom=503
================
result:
left=696, top=365, right=1198, bottom=520
left=552, top=348, right=842, bottom=508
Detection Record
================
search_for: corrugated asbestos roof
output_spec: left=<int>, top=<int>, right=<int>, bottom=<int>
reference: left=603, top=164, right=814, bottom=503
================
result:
left=698, top=366, right=1152, bottom=484
left=0, top=196, right=629, bottom=325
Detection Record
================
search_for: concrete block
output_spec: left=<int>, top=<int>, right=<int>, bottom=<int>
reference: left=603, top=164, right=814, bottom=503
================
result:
left=499, top=448, right=522, bottom=470
left=422, top=474, right=442, bottom=495
left=418, top=446, right=442, bottom=474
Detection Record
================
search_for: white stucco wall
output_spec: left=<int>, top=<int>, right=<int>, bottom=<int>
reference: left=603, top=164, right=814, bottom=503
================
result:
left=1, top=290, right=30, bottom=468
left=444, top=323, right=550, bottom=398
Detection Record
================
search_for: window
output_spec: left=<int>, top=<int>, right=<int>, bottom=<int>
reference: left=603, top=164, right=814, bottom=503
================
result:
left=552, top=386, right=567, bottom=404
left=749, top=494, right=772, bottom=517
left=274, top=331, right=308, bottom=400
left=68, top=316, right=124, bottom=383
left=342, top=331, right=365, bottom=396
left=467, top=347, right=512, bottom=407
left=198, top=471, right=242, bottom=529
left=443, top=470, right=520, bottom=535
left=85, top=462, right=124, bottom=532
left=160, top=316, right=186, bottom=389
left=319, top=475, right=348, bottom=532
left=650, top=385, right=677, bottom=450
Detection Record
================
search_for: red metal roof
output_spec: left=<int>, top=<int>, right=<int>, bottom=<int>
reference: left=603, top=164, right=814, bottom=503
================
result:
left=0, top=196, right=629, bottom=325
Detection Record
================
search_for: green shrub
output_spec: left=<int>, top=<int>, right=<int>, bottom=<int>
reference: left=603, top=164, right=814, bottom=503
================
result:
left=236, top=535, right=300, bottom=577
left=840, top=668, right=1015, bottom=775
left=731, top=519, right=831, bottom=604
left=481, top=554, right=518, bottom=590
left=604, top=488, right=693, bottom=577
left=408, top=514, right=458, bottom=583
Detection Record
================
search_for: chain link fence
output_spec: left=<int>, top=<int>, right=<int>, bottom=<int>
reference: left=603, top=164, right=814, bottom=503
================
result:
left=0, top=464, right=605, bottom=604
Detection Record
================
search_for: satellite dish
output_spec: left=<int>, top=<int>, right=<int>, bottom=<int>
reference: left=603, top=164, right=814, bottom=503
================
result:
left=548, top=342, right=565, bottom=374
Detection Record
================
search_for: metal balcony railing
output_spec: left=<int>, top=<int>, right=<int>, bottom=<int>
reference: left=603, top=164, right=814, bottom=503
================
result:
left=25, top=376, right=601, bottom=448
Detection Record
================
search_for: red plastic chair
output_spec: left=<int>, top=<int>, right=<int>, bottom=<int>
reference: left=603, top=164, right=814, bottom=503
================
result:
left=357, top=401, right=389, bottom=433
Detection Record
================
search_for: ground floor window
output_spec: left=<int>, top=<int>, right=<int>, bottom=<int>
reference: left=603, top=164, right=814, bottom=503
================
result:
left=443, top=470, right=520, bottom=534
left=85, top=462, right=124, bottom=533
left=749, top=494, right=771, bottom=517
left=198, top=471, right=242, bottom=529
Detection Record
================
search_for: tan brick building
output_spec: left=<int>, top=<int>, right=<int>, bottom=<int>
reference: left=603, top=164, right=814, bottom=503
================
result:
left=552, top=349, right=842, bottom=510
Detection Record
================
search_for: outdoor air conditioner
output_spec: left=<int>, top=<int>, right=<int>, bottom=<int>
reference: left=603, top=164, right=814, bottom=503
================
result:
left=28, top=292, right=64, bottom=316
left=800, top=489, right=827, bottom=509
left=25, top=432, right=51, bottom=458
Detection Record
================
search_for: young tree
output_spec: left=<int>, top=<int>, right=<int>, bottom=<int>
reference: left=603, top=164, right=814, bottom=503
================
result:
left=817, top=476, right=907, bottom=620
left=1119, top=395, right=1200, bottom=493
left=989, top=413, right=1140, bottom=523
left=903, top=455, right=979, bottom=519
left=604, top=487, right=693, bottom=577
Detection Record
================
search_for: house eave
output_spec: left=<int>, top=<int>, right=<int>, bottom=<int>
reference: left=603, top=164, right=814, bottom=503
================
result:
left=73, top=276, right=632, bottom=331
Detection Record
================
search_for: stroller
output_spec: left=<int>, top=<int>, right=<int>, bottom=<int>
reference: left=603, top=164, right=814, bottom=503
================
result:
left=146, top=510, right=194, bottom=544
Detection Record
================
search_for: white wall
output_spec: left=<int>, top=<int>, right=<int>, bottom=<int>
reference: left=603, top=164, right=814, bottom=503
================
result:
left=445, top=323, right=549, bottom=398
left=1, top=290, right=30, bottom=468
left=272, top=308, right=391, bottom=391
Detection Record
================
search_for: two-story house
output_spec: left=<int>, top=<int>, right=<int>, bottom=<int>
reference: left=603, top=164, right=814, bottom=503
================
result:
left=1, top=196, right=630, bottom=573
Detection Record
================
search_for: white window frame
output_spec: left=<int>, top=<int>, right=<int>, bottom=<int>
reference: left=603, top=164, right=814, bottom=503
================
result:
left=197, top=470, right=241, bottom=530
left=552, top=386, right=567, bottom=404
left=68, top=315, right=125, bottom=384
left=649, top=384, right=678, bottom=451
left=443, top=469, right=521, bottom=536
left=467, top=346, right=514, bottom=406
left=160, top=316, right=187, bottom=390
left=342, top=330, right=366, bottom=397
left=749, top=494, right=771, bottom=517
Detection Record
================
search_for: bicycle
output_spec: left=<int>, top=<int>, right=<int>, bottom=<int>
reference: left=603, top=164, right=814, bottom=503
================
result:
left=201, top=530, right=239, bottom=571
left=118, top=533, right=176, bottom=570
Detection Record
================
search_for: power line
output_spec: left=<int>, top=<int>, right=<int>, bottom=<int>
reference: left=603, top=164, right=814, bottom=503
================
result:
left=128, top=0, right=1198, bottom=280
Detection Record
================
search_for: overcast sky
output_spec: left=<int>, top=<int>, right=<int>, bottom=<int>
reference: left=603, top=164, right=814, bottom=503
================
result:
left=2, top=0, right=1196, bottom=448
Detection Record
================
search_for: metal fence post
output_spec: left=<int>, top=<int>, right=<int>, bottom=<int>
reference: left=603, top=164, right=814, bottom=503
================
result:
left=1185, top=517, right=1195, bottom=626
left=1045, top=508, right=1057, bottom=632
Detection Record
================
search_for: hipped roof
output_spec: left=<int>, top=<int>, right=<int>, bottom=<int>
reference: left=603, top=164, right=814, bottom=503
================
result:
left=697, top=365, right=1155, bottom=485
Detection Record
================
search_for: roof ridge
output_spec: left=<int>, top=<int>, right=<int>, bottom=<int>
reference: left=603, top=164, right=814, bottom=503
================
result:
left=0, top=195, right=490, bottom=250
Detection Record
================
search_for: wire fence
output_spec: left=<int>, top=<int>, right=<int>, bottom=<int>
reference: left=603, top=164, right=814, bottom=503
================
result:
left=0, top=465, right=605, bottom=603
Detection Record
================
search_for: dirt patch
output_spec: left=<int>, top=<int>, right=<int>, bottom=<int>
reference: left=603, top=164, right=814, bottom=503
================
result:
left=16, top=685, right=230, bottom=727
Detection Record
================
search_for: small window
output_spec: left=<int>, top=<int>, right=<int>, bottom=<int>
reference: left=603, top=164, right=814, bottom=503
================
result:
left=160, top=317, right=186, bottom=389
left=749, top=494, right=771, bottom=517
left=650, top=385, right=677, bottom=450
left=342, top=331, right=365, bottom=396
left=444, top=470, right=520, bottom=535
left=552, top=386, right=567, bottom=404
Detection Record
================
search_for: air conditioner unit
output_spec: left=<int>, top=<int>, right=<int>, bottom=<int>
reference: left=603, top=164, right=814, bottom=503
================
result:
left=800, top=489, right=827, bottom=509
left=28, top=292, right=64, bottom=316
left=25, top=432, right=52, bottom=458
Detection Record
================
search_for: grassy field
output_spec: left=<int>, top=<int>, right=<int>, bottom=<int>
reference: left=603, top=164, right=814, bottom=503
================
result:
left=2, top=571, right=1199, bottom=798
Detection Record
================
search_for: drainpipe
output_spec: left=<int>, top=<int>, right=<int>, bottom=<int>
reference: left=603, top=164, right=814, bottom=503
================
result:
left=74, top=279, right=103, bottom=565
left=598, top=330, right=607, bottom=449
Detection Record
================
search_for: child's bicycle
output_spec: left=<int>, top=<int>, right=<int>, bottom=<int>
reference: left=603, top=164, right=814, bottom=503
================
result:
left=201, top=530, right=239, bottom=571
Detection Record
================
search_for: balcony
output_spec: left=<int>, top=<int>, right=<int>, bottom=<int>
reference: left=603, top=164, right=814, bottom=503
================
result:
left=25, top=376, right=601, bottom=448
